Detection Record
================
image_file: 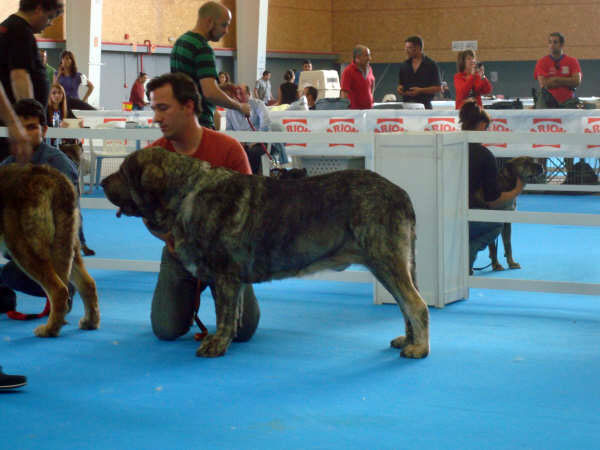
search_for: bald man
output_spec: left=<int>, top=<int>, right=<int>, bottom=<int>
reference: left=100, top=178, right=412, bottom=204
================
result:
left=170, top=1, right=250, bottom=129
left=340, top=45, right=375, bottom=109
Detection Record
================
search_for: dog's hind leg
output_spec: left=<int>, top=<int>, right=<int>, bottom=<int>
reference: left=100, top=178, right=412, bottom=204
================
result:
left=70, top=248, right=100, bottom=330
left=363, top=227, right=429, bottom=359
left=196, top=277, right=242, bottom=357
left=488, top=237, right=504, bottom=271
left=502, top=223, right=520, bottom=269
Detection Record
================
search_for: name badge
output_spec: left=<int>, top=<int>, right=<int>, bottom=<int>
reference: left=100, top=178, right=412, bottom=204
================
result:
left=561, top=65, right=569, bottom=75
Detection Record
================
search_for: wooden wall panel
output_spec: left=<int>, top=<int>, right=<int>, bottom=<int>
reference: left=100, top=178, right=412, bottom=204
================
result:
left=332, top=1, right=600, bottom=63
left=267, top=4, right=332, bottom=53
left=101, top=0, right=236, bottom=48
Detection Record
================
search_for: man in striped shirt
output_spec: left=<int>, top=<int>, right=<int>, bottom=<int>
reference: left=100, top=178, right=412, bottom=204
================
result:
left=170, top=1, right=250, bottom=129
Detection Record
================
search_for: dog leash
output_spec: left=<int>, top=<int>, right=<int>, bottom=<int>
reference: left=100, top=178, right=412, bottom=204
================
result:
left=193, top=280, right=208, bottom=341
left=7, top=298, right=50, bottom=321
left=245, top=117, right=280, bottom=168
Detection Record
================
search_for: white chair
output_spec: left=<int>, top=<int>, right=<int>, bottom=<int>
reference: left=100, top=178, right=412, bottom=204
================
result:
left=87, top=121, right=131, bottom=192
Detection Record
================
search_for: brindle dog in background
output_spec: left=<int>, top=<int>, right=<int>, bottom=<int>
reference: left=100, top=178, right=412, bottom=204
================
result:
left=484, top=156, right=543, bottom=271
left=0, top=164, right=100, bottom=337
left=102, top=147, right=429, bottom=359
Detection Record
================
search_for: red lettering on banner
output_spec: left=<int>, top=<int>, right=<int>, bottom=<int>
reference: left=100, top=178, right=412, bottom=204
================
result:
left=425, top=117, right=456, bottom=132
left=374, top=118, right=405, bottom=133
left=282, top=118, right=310, bottom=147
left=530, top=118, right=564, bottom=148
left=584, top=117, right=600, bottom=148
left=484, top=118, right=512, bottom=149
left=327, top=118, right=358, bottom=147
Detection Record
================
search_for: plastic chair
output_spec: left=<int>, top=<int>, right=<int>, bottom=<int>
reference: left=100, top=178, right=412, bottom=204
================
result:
left=87, top=120, right=131, bottom=192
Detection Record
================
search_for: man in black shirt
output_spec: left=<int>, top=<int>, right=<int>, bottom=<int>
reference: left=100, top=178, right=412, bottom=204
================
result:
left=0, top=0, right=64, bottom=160
left=397, top=36, right=441, bottom=109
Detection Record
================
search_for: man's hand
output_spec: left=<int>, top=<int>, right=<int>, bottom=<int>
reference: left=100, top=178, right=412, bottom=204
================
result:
left=396, top=84, right=404, bottom=96
left=8, top=121, right=32, bottom=163
left=404, top=86, right=421, bottom=97
left=239, top=102, right=251, bottom=118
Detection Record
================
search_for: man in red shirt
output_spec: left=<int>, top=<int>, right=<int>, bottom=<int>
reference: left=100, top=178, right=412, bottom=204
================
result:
left=144, top=72, right=259, bottom=344
left=340, top=45, right=375, bottom=109
left=534, top=32, right=582, bottom=107
left=129, top=72, right=148, bottom=110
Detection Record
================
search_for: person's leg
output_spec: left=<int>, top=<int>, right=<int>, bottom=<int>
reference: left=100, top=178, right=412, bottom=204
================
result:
left=0, top=283, right=16, bottom=313
left=469, top=221, right=503, bottom=271
left=233, top=284, right=260, bottom=342
left=0, top=366, right=26, bottom=389
left=151, top=247, right=198, bottom=340
left=0, top=262, right=46, bottom=297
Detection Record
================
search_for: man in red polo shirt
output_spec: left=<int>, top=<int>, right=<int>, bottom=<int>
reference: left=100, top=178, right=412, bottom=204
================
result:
left=144, top=72, right=260, bottom=345
left=340, top=45, right=375, bottom=109
left=534, top=32, right=581, bottom=108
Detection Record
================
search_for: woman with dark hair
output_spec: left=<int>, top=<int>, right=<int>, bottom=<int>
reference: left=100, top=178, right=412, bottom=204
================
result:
left=461, top=101, right=523, bottom=273
left=218, top=71, right=231, bottom=86
left=454, top=49, right=492, bottom=110
left=274, top=69, right=298, bottom=106
left=56, top=50, right=94, bottom=109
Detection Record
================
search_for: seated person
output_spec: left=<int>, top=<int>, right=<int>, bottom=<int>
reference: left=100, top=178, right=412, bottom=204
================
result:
left=274, top=69, right=299, bottom=106
left=460, top=101, right=524, bottom=273
left=0, top=99, right=79, bottom=316
left=303, top=86, right=318, bottom=110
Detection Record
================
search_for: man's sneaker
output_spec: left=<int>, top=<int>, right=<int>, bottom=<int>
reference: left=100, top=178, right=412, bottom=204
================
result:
left=0, top=286, right=16, bottom=314
left=0, top=367, right=27, bottom=390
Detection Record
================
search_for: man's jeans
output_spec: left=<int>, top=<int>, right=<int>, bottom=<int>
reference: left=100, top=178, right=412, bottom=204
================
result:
left=469, top=221, right=503, bottom=271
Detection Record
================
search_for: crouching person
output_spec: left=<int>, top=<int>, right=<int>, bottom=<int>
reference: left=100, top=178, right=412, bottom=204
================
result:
left=145, top=73, right=260, bottom=343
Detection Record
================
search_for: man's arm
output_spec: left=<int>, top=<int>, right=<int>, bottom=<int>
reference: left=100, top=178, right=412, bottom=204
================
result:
left=487, top=178, right=524, bottom=209
left=200, top=78, right=251, bottom=117
left=339, top=90, right=349, bottom=99
left=538, top=72, right=581, bottom=89
left=0, top=84, right=32, bottom=163
left=9, top=69, right=34, bottom=101
left=404, top=85, right=442, bottom=97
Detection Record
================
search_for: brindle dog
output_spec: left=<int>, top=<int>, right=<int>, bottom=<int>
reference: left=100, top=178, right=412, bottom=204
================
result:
left=485, top=157, right=543, bottom=271
left=102, top=147, right=429, bottom=359
left=0, top=164, right=100, bottom=337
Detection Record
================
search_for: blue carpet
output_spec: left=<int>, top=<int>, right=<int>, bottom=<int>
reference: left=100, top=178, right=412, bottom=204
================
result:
left=1, top=194, right=599, bottom=449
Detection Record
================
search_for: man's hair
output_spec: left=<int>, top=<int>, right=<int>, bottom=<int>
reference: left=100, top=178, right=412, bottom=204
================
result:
left=139, top=72, right=147, bottom=78
left=198, top=1, right=227, bottom=19
left=302, top=59, right=312, bottom=66
left=14, top=98, right=47, bottom=127
left=262, top=70, right=270, bottom=76
left=19, top=0, right=63, bottom=13
left=459, top=100, right=490, bottom=131
left=146, top=73, right=202, bottom=114
left=305, top=86, right=318, bottom=100
left=549, top=32, right=565, bottom=45
left=456, top=49, right=475, bottom=73
left=405, top=36, right=424, bottom=50
left=352, top=45, right=368, bottom=61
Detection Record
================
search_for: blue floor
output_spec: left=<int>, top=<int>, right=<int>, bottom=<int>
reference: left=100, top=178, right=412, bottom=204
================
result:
left=1, top=194, right=599, bottom=449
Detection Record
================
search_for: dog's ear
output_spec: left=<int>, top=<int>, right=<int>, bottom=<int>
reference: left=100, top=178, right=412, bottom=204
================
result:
left=140, top=164, right=166, bottom=191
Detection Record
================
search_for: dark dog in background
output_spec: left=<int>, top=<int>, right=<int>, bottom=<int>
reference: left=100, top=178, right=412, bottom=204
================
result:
left=486, top=157, right=543, bottom=271
left=59, top=142, right=95, bottom=256
left=0, top=164, right=100, bottom=337
left=102, top=147, right=429, bottom=359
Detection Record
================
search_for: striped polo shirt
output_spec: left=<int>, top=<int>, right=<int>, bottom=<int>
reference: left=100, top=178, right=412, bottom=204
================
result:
left=170, top=31, right=218, bottom=128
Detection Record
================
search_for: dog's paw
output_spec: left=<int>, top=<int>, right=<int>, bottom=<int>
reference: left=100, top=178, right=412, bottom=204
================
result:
left=390, top=336, right=408, bottom=349
left=34, top=324, right=60, bottom=338
left=507, top=261, right=521, bottom=269
left=196, top=334, right=230, bottom=357
left=400, top=344, right=429, bottom=359
left=492, top=262, right=505, bottom=271
left=79, top=314, right=100, bottom=330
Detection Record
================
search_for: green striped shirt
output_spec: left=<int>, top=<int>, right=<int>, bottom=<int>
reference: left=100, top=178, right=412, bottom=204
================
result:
left=170, top=31, right=218, bottom=129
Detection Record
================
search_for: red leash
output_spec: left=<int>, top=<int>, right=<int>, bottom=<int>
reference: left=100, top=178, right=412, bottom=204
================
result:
left=7, top=298, right=50, bottom=320
left=246, top=117, right=275, bottom=163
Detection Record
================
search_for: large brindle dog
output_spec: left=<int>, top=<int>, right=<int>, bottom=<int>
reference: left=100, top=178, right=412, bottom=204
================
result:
left=482, top=157, right=543, bottom=271
left=0, top=164, right=100, bottom=337
left=102, top=147, right=429, bottom=359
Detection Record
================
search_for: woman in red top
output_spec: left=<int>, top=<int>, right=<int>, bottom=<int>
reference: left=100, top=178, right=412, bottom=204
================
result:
left=454, top=50, right=492, bottom=109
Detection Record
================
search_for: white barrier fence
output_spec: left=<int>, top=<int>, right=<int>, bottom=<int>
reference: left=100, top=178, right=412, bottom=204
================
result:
left=0, top=126, right=598, bottom=304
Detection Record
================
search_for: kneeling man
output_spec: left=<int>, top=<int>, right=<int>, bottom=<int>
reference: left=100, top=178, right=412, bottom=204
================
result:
left=145, top=73, right=260, bottom=343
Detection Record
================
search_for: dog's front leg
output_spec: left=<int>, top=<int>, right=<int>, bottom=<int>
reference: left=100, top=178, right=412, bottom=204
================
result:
left=502, top=222, right=520, bottom=269
left=196, top=276, right=241, bottom=357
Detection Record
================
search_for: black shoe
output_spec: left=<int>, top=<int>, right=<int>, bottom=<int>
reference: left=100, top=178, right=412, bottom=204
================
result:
left=0, top=286, right=16, bottom=314
left=0, top=367, right=27, bottom=390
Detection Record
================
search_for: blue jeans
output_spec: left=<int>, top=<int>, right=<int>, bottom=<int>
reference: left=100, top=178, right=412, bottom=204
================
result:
left=150, top=247, right=260, bottom=342
left=469, top=222, right=503, bottom=271
left=0, top=261, right=45, bottom=297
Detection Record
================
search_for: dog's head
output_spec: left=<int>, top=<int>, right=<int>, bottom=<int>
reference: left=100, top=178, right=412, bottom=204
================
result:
left=102, top=147, right=211, bottom=233
left=503, top=157, right=544, bottom=183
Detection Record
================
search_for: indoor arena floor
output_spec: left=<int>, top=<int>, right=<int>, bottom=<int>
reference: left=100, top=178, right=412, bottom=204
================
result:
left=1, top=194, right=599, bottom=450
